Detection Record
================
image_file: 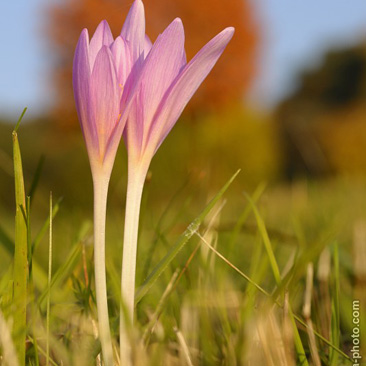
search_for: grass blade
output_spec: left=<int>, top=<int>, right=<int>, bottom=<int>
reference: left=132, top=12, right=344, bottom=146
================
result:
left=243, top=192, right=281, bottom=285
left=27, top=336, right=59, bottom=366
left=12, top=109, right=28, bottom=366
left=37, top=221, right=90, bottom=307
left=272, top=233, right=335, bottom=300
left=227, top=182, right=266, bottom=252
left=46, top=192, right=53, bottom=366
left=196, top=232, right=270, bottom=297
left=26, top=197, right=32, bottom=277
left=0, top=195, right=62, bottom=258
left=293, top=313, right=351, bottom=362
left=243, top=191, right=309, bottom=366
left=14, top=107, right=27, bottom=133
left=329, top=244, right=340, bottom=365
left=38, top=243, right=81, bottom=307
left=142, top=177, right=191, bottom=279
left=135, top=169, right=240, bottom=304
left=32, top=197, right=63, bottom=253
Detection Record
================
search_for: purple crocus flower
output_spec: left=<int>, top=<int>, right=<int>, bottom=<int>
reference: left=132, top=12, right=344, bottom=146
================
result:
left=119, top=1, right=234, bottom=364
left=72, top=2, right=147, bottom=365
left=73, top=1, right=148, bottom=177
left=124, top=19, right=234, bottom=172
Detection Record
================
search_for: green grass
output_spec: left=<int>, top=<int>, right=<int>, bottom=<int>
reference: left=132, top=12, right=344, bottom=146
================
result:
left=0, top=114, right=365, bottom=365
left=11, top=108, right=28, bottom=366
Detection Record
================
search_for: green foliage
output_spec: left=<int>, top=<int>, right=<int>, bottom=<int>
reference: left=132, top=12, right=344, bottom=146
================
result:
left=135, top=170, right=240, bottom=304
left=0, top=109, right=364, bottom=365
left=12, top=109, right=28, bottom=366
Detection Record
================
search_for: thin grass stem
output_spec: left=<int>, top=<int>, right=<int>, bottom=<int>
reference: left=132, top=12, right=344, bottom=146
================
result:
left=46, top=192, right=53, bottom=366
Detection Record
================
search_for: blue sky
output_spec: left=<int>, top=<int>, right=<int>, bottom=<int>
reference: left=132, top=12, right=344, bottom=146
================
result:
left=251, top=0, right=366, bottom=107
left=0, top=0, right=365, bottom=118
left=0, top=0, right=50, bottom=119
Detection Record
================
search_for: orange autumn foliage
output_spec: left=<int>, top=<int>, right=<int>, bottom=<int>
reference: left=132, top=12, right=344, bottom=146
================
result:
left=47, top=0, right=259, bottom=129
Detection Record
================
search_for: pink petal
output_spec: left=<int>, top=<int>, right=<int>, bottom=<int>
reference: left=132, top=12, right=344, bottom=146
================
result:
left=89, top=20, right=114, bottom=70
left=144, top=35, right=152, bottom=57
left=90, top=46, right=120, bottom=159
left=148, top=27, right=235, bottom=153
left=121, top=0, right=145, bottom=64
left=180, top=49, right=187, bottom=69
left=111, top=36, right=131, bottom=89
left=122, top=89, right=145, bottom=159
left=73, top=29, right=99, bottom=152
left=133, top=18, right=185, bottom=151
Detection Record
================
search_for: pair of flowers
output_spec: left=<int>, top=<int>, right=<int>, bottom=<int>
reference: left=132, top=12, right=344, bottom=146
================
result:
left=73, top=0, right=234, bottom=364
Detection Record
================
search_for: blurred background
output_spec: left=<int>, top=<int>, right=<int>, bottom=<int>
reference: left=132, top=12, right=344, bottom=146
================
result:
left=1, top=3, right=366, bottom=361
left=0, top=0, right=366, bottom=217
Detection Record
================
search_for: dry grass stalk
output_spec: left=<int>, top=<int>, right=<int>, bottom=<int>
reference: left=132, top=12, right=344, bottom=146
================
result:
left=303, top=263, right=321, bottom=366
left=174, top=326, right=194, bottom=366
left=246, top=307, right=295, bottom=366
left=316, top=247, right=331, bottom=339
left=0, top=311, right=19, bottom=366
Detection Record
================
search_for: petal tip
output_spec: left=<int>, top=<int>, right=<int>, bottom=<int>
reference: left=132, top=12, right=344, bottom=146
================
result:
left=75, top=28, right=90, bottom=57
left=169, top=18, right=184, bottom=34
left=172, top=18, right=184, bottom=29
left=218, top=27, right=235, bottom=44
left=101, top=19, right=112, bottom=32
left=131, top=0, right=144, bottom=13
left=80, top=28, right=89, bottom=41
left=94, top=19, right=112, bottom=36
left=121, top=0, right=145, bottom=44
left=223, top=27, right=235, bottom=38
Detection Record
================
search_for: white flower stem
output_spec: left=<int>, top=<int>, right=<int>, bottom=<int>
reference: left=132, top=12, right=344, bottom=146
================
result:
left=120, top=163, right=146, bottom=365
left=93, top=173, right=114, bottom=366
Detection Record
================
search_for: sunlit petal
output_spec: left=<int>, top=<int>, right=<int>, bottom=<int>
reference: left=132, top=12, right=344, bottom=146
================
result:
left=89, top=20, right=114, bottom=70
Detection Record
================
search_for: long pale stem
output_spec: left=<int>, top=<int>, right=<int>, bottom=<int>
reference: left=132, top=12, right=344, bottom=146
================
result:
left=120, top=163, right=146, bottom=365
left=93, top=174, right=114, bottom=366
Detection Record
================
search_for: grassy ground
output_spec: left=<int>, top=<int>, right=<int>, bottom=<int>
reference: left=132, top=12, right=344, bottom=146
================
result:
left=0, top=114, right=365, bottom=365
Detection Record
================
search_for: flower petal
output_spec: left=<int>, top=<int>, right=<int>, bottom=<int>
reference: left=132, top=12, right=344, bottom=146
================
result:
left=131, top=18, right=185, bottom=151
left=148, top=27, right=235, bottom=153
left=121, top=0, right=145, bottom=64
left=122, top=89, right=145, bottom=160
left=89, top=20, right=114, bottom=70
left=73, top=29, right=99, bottom=154
left=144, top=35, right=152, bottom=57
left=111, top=36, right=131, bottom=89
left=90, top=46, right=120, bottom=160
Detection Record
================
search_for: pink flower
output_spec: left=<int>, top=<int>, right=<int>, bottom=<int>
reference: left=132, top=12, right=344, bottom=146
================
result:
left=72, top=0, right=147, bottom=177
left=119, top=2, right=234, bottom=365
left=72, top=2, right=149, bottom=365
left=124, top=13, right=234, bottom=173
left=72, top=2, right=234, bottom=365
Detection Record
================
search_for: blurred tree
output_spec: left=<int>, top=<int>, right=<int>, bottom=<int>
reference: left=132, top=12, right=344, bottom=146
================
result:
left=47, top=0, right=259, bottom=129
left=276, top=41, right=366, bottom=179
